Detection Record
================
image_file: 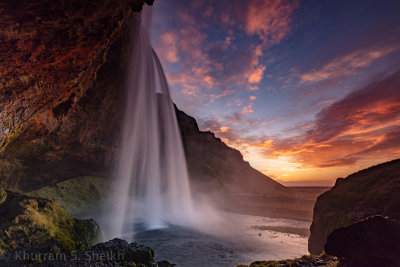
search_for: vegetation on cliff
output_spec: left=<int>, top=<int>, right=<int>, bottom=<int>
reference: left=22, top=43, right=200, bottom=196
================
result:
left=308, top=159, right=400, bottom=255
left=0, top=190, right=101, bottom=252
left=0, top=187, right=6, bottom=205
left=30, top=176, right=109, bottom=216
left=237, top=254, right=338, bottom=267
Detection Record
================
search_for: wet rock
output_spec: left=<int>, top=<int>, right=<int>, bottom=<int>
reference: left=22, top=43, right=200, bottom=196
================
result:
left=325, top=215, right=400, bottom=267
left=0, top=238, right=172, bottom=267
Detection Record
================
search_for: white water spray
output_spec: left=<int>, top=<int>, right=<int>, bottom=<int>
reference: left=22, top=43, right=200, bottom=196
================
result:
left=106, top=6, right=196, bottom=239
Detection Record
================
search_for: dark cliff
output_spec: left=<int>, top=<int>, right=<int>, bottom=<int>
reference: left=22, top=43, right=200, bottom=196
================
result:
left=177, top=108, right=287, bottom=198
left=308, top=159, right=400, bottom=255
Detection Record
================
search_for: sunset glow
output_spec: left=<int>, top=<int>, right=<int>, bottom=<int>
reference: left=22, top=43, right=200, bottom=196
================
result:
left=151, top=0, right=400, bottom=186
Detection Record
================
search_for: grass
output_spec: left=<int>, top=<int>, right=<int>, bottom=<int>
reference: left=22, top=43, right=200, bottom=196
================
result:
left=237, top=254, right=338, bottom=267
left=0, top=187, right=6, bottom=205
left=29, top=176, right=110, bottom=216
left=0, top=191, right=101, bottom=252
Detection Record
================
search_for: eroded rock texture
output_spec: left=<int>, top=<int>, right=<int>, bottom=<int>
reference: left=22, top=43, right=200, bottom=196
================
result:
left=0, top=0, right=151, bottom=190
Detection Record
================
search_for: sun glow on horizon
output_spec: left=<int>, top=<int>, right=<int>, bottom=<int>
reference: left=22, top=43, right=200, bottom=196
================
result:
left=152, top=0, right=400, bottom=186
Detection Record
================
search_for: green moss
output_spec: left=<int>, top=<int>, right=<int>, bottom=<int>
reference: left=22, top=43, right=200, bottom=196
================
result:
left=0, top=191, right=102, bottom=252
left=0, top=187, right=6, bottom=205
left=244, top=254, right=338, bottom=267
left=30, top=176, right=110, bottom=216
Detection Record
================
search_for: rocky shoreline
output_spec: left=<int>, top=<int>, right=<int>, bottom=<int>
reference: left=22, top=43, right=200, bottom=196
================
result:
left=0, top=238, right=173, bottom=267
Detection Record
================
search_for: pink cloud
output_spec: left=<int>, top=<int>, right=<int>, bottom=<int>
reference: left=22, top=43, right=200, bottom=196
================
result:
left=152, top=0, right=296, bottom=108
left=256, top=70, right=400, bottom=168
left=160, top=32, right=179, bottom=63
left=300, top=46, right=399, bottom=83
left=247, top=85, right=260, bottom=91
left=245, top=0, right=299, bottom=45
left=238, top=103, right=254, bottom=115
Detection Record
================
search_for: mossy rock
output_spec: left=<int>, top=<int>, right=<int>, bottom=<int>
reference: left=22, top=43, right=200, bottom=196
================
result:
left=0, top=186, right=6, bottom=205
left=30, top=176, right=110, bottom=216
left=242, top=254, right=338, bottom=267
left=0, top=190, right=102, bottom=252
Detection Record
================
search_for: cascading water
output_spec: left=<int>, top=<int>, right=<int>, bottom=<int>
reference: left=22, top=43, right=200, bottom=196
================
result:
left=106, top=6, right=195, bottom=239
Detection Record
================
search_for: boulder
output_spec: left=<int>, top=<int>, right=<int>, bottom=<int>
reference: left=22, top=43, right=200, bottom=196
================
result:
left=0, top=238, right=173, bottom=267
left=325, top=216, right=400, bottom=267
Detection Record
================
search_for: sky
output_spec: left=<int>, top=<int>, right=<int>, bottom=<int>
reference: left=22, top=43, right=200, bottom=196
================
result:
left=150, top=0, right=400, bottom=186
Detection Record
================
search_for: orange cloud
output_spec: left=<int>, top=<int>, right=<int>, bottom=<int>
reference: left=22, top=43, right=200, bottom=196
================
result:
left=246, top=0, right=299, bottom=45
left=252, top=70, right=400, bottom=168
left=220, top=126, right=230, bottom=132
left=248, top=65, right=266, bottom=83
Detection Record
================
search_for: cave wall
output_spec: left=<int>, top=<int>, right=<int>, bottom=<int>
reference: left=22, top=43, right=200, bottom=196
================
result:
left=0, top=0, right=150, bottom=190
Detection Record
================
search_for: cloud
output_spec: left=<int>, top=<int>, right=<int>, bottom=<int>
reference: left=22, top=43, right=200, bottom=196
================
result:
left=306, top=69, right=400, bottom=143
left=238, top=103, right=254, bottom=115
left=300, top=46, right=398, bottom=83
left=152, top=0, right=298, bottom=110
left=247, top=85, right=260, bottom=91
left=255, top=70, right=400, bottom=168
left=160, top=32, right=179, bottom=63
left=248, top=65, right=266, bottom=83
left=245, top=0, right=299, bottom=45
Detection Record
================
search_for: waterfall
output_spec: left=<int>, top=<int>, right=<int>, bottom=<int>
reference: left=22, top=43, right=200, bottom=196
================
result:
left=106, top=6, right=195, bottom=239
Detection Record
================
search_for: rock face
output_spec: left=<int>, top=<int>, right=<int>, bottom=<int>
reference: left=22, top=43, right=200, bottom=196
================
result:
left=0, top=0, right=151, bottom=190
left=0, top=189, right=101, bottom=253
left=308, top=159, right=400, bottom=255
left=177, top=108, right=288, bottom=198
left=325, top=216, right=400, bottom=267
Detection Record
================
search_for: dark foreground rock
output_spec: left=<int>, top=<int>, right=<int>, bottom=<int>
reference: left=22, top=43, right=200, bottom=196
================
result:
left=309, top=159, right=400, bottom=255
left=237, top=254, right=338, bottom=267
left=325, top=216, right=400, bottom=267
left=0, top=238, right=173, bottom=267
